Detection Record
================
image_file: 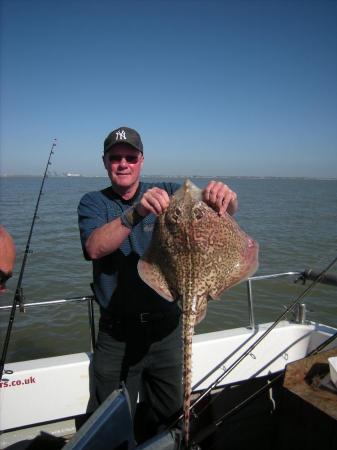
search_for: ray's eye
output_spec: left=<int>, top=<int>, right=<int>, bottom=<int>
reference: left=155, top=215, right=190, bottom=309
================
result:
left=170, top=207, right=182, bottom=222
left=173, top=208, right=182, bottom=219
left=193, top=207, right=204, bottom=220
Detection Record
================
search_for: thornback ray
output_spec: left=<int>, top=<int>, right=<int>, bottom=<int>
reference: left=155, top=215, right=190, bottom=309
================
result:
left=138, top=179, right=259, bottom=447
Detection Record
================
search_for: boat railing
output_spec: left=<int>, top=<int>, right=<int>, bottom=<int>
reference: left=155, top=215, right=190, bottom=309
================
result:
left=1, top=269, right=337, bottom=350
left=0, top=295, right=97, bottom=351
left=246, top=271, right=302, bottom=330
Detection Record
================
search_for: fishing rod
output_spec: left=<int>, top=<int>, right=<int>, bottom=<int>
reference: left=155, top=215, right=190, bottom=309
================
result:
left=0, top=139, right=57, bottom=381
left=187, top=255, right=337, bottom=422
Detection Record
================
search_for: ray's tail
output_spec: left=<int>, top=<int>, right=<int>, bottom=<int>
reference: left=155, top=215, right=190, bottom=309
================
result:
left=182, top=310, right=195, bottom=448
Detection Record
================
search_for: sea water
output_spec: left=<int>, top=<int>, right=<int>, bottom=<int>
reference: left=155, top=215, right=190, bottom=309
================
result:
left=0, top=176, right=336, bottom=362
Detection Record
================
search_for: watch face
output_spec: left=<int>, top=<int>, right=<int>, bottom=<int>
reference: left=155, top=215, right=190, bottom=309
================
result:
left=125, top=208, right=134, bottom=223
left=121, top=206, right=144, bottom=229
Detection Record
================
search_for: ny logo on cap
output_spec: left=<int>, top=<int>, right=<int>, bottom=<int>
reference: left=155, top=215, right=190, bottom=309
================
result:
left=116, top=129, right=127, bottom=140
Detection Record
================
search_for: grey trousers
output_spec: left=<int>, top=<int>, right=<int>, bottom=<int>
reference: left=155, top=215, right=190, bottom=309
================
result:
left=93, top=314, right=183, bottom=437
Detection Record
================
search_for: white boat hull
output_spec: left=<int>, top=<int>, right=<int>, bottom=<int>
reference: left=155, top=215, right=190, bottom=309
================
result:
left=1, top=319, right=336, bottom=449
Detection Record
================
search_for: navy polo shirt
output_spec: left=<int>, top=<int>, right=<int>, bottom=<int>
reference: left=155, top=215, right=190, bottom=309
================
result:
left=78, top=181, right=180, bottom=313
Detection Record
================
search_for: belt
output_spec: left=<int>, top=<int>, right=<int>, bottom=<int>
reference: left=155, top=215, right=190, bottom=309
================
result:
left=100, top=311, right=180, bottom=326
left=138, top=312, right=165, bottom=323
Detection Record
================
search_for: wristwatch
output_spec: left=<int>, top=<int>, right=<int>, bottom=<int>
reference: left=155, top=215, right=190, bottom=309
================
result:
left=120, top=205, right=144, bottom=229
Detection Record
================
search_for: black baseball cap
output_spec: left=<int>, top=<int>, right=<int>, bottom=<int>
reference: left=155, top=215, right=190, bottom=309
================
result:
left=104, top=127, right=143, bottom=154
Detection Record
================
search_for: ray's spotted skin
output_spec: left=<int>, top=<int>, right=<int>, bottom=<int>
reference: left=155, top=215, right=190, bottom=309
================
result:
left=138, top=179, right=259, bottom=446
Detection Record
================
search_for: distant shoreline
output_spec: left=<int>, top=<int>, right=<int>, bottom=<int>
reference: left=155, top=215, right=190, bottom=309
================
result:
left=1, top=174, right=336, bottom=181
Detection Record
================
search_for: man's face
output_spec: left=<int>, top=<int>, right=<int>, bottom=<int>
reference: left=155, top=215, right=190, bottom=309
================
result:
left=103, top=144, right=144, bottom=189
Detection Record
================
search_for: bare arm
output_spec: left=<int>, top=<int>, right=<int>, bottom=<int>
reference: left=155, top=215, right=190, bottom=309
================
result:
left=85, top=218, right=132, bottom=259
left=0, top=226, right=16, bottom=292
left=85, top=187, right=170, bottom=260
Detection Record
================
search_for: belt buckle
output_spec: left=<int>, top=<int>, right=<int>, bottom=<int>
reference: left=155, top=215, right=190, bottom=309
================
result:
left=140, top=312, right=150, bottom=323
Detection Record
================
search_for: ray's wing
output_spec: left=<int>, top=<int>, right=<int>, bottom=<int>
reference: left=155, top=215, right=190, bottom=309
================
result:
left=194, top=211, right=258, bottom=300
left=195, top=298, right=208, bottom=324
left=138, top=256, right=176, bottom=301
left=138, top=213, right=182, bottom=302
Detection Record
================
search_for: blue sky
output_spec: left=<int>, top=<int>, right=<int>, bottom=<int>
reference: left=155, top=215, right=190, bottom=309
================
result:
left=1, top=0, right=336, bottom=178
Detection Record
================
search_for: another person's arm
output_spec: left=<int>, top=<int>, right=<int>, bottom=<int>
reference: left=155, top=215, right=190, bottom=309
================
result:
left=0, top=226, right=16, bottom=293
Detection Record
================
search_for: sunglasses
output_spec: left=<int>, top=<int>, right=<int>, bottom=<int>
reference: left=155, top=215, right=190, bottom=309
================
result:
left=108, top=154, right=141, bottom=164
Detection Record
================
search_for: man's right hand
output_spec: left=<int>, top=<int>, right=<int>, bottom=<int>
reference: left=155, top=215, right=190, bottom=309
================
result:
left=137, top=187, right=170, bottom=217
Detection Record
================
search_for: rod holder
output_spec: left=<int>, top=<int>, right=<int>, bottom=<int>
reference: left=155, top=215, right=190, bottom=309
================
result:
left=246, top=279, right=256, bottom=330
left=294, top=303, right=307, bottom=324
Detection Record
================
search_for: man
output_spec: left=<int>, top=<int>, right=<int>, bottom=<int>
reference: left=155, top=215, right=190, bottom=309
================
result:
left=78, top=126, right=238, bottom=439
left=0, top=226, right=16, bottom=293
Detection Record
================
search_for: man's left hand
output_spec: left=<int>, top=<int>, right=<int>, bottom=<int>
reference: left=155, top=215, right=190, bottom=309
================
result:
left=202, top=181, right=238, bottom=216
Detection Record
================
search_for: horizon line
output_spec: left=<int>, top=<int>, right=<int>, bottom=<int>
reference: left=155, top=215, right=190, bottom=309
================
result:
left=1, top=174, right=336, bottom=181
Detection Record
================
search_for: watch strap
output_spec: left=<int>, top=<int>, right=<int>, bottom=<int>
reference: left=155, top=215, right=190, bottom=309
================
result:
left=120, top=205, right=144, bottom=229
